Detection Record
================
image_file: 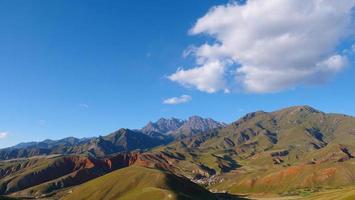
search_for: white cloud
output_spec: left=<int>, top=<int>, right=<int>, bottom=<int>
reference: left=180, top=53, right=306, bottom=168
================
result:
left=168, top=61, right=226, bottom=93
left=352, top=44, right=355, bottom=52
left=0, top=132, right=8, bottom=139
left=169, top=0, right=355, bottom=93
left=163, top=95, right=192, bottom=105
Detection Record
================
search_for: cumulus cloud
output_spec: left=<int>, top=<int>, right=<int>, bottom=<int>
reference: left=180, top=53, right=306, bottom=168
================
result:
left=168, top=61, right=227, bottom=93
left=169, top=0, right=355, bottom=93
left=0, top=132, right=8, bottom=139
left=163, top=95, right=192, bottom=105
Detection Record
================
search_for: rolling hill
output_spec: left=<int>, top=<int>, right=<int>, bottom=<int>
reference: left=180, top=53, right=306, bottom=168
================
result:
left=0, top=153, right=142, bottom=198
left=61, top=166, right=216, bottom=200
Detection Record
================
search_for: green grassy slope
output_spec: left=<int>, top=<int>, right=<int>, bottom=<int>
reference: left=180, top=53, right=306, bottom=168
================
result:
left=61, top=165, right=216, bottom=200
left=302, top=186, right=355, bottom=200
left=255, top=186, right=355, bottom=200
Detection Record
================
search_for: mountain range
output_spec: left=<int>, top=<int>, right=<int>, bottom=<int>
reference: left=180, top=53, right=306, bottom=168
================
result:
left=0, top=116, right=224, bottom=160
left=0, top=106, right=355, bottom=200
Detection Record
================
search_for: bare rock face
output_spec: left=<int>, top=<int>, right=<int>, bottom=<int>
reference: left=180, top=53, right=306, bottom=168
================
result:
left=141, top=116, right=225, bottom=138
left=182, top=116, right=225, bottom=132
left=141, top=118, right=184, bottom=134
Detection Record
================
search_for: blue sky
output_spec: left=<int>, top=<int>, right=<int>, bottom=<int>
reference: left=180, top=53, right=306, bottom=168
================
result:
left=0, top=0, right=354, bottom=148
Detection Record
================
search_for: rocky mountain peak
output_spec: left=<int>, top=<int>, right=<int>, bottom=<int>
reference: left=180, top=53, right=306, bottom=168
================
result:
left=141, top=117, right=184, bottom=134
left=141, top=115, right=225, bottom=137
left=182, top=116, right=225, bottom=132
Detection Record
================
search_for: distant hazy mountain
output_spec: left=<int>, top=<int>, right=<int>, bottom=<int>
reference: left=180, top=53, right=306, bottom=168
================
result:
left=141, top=115, right=226, bottom=138
left=11, top=137, right=90, bottom=149
left=0, top=129, right=170, bottom=160
left=0, top=137, right=92, bottom=160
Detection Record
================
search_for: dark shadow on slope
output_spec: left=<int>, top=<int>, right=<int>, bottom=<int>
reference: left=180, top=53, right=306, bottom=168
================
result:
left=215, top=193, right=250, bottom=200
left=306, top=128, right=328, bottom=149
left=212, top=154, right=241, bottom=173
left=221, top=155, right=241, bottom=172
left=0, top=196, right=18, bottom=200
left=199, top=163, right=217, bottom=175
left=164, top=172, right=215, bottom=200
left=164, top=172, right=250, bottom=200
